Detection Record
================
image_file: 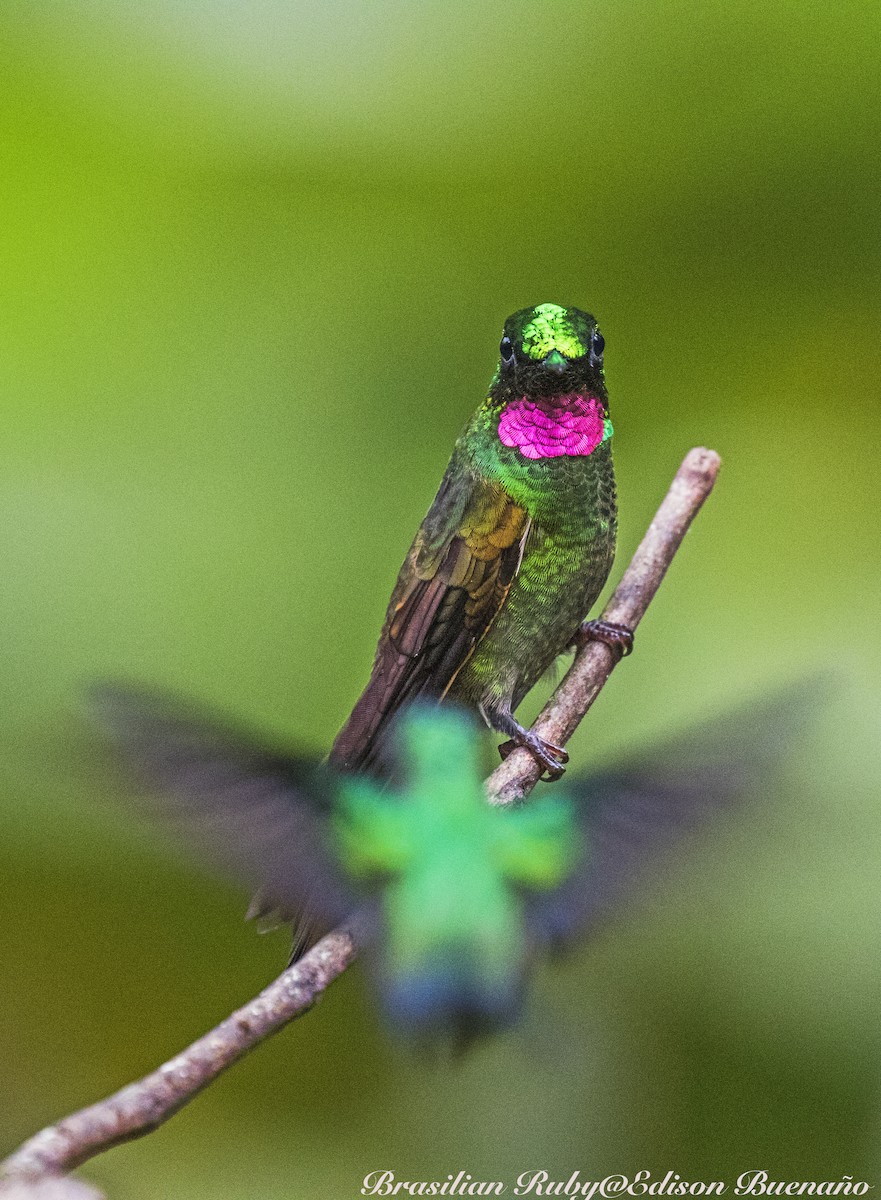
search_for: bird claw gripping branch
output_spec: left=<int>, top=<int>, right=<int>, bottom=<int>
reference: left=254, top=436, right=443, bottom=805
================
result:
left=577, top=619, right=635, bottom=663
left=497, top=732, right=570, bottom=781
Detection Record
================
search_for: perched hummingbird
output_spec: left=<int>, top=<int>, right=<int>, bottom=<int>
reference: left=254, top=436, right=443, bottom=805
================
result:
left=330, top=303, right=632, bottom=781
left=93, top=685, right=812, bottom=1041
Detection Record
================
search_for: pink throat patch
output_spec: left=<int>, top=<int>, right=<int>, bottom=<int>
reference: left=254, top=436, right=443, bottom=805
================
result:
left=498, top=394, right=606, bottom=460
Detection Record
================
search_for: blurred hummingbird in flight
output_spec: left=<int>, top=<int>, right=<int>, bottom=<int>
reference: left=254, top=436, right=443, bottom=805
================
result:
left=93, top=686, right=814, bottom=1043
left=330, top=303, right=632, bottom=781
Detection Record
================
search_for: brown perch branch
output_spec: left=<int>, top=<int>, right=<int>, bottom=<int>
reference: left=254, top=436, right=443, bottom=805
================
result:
left=0, top=446, right=720, bottom=1196
left=0, top=930, right=357, bottom=1193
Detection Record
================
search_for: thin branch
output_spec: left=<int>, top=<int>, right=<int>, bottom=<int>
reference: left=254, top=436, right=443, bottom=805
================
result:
left=0, top=930, right=357, bottom=1190
left=0, top=446, right=720, bottom=1196
left=487, top=445, right=722, bottom=804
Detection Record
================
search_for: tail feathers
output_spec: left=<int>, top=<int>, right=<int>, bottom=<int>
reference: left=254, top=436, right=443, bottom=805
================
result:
left=381, top=962, right=523, bottom=1045
left=329, top=671, right=444, bottom=776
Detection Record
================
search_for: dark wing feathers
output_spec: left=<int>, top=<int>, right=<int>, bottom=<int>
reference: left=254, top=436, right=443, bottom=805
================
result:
left=92, top=683, right=356, bottom=932
left=528, top=682, right=823, bottom=946
left=330, top=462, right=529, bottom=773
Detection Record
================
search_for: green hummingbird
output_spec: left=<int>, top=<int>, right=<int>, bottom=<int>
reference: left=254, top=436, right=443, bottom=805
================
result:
left=330, top=302, right=632, bottom=781
left=92, top=685, right=814, bottom=1042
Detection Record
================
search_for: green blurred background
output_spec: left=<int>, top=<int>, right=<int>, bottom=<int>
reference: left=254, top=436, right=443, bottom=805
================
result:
left=1, top=1, right=880, bottom=1195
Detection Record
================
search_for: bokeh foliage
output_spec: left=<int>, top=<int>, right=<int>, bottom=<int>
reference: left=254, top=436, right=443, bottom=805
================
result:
left=1, top=2, right=880, bottom=1195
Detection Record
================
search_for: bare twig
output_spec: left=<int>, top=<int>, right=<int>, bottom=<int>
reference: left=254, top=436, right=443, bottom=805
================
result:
left=487, top=446, right=722, bottom=804
left=0, top=447, right=719, bottom=1195
left=0, top=930, right=357, bottom=1191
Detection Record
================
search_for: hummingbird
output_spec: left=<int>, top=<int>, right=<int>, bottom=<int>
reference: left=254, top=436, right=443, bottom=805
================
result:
left=92, top=684, right=814, bottom=1042
left=330, top=303, right=633, bottom=782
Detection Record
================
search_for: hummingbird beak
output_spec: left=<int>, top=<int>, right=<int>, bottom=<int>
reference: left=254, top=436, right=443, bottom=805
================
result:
left=542, top=350, right=568, bottom=375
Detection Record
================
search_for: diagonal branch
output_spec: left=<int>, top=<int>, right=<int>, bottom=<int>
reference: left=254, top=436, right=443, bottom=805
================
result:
left=0, top=446, right=720, bottom=1197
left=0, top=929, right=357, bottom=1193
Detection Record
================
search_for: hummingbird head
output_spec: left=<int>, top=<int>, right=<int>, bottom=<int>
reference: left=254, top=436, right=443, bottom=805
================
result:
left=495, top=303, right=607, bottom=403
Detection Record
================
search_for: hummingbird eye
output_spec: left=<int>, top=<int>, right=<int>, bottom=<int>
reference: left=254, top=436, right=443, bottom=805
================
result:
left=499, top=336, right=515, bottom=366
left=590, top=330, right=605, bottom=367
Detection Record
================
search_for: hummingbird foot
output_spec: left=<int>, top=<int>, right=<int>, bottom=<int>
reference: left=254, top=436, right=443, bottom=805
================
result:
left=496, top=731, right=569, bottom=781
left=576, top=619, right=634, bottom=663
left=481, top=703, right=569, bottom=781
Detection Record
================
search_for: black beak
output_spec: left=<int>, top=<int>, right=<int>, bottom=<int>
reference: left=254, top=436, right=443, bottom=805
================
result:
left=542, top=350, right=568, bottom=375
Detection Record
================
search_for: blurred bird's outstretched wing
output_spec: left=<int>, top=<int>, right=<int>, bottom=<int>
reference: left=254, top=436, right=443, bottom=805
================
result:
left=527, top=683, right=823, bottom=947
left=91, top=684, right=359, bottom=945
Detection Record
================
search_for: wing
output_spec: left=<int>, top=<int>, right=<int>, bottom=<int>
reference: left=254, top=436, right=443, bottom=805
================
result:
left=330, top=452, right=530, bottom=774
left=91, top=683, right=359, bottom=943
left=527, top=682, right=826, bottom=947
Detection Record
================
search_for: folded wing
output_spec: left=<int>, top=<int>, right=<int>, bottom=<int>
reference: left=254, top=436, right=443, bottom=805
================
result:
left=330, top=454, right=530, bottom=774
